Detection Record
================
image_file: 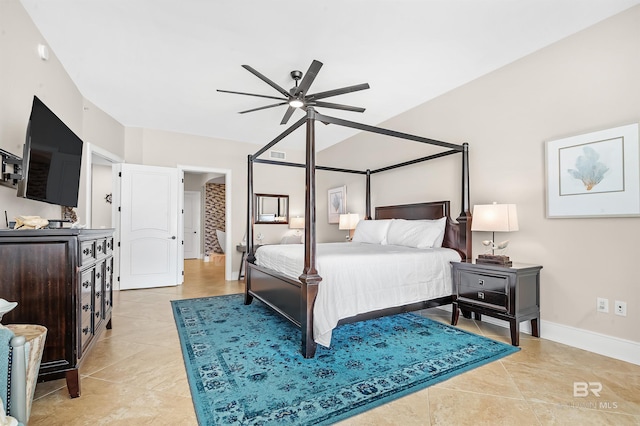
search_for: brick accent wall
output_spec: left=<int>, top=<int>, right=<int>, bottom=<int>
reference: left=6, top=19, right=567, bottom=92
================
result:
left=205, top=183, right=225, bottom=254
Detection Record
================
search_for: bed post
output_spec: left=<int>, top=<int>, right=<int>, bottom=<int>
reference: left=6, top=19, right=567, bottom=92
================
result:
left=245, top=154, right=255, bottom=304
left=299, top=108, right=322, bottom=358
left=365, top=169, right=372, bottom=220
left=457, top=142, right=472, bottom=260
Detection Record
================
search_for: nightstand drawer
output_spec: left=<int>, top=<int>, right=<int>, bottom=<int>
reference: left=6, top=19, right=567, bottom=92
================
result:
left=458, top=286, right=507, bottom=311
left=459, top=271, right=507, bottom=294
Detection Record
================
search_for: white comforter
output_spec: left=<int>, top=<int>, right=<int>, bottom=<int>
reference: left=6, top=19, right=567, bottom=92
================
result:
left=255, top=242, right=461, bottom=347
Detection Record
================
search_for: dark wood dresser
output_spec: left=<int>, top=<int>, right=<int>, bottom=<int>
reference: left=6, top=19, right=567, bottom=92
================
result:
left=0, top=228, right=114, bottom=398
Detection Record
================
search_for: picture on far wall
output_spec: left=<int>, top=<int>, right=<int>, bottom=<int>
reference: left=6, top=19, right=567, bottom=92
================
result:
left=327, top=185, right=346, bottom=223
left=545, top=123, right=639, bottom=218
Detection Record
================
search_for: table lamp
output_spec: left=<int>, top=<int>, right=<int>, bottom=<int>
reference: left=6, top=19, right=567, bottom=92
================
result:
left=339, top=213, right=360, bottom=241
left=471, top=202, right=518, bottom=265
left=289, top=216, right=305, bottom=236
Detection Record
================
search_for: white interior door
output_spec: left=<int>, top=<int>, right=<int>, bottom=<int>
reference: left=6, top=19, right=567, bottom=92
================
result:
left=183, top=191, right=201, bottom=259
left=117, top=163, right=181, bottom=289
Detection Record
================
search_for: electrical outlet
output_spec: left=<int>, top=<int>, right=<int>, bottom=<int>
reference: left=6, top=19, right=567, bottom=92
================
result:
left=614, top=300, right=627, bottom=317
left=597, top=297, right=609, bottom=313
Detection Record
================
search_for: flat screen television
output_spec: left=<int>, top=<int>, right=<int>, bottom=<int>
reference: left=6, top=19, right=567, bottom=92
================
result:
left=16, top=96, right=83, bottom=207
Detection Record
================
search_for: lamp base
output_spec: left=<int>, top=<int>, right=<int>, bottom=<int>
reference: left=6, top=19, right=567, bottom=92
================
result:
left=476, top=254, right=512, bottom=267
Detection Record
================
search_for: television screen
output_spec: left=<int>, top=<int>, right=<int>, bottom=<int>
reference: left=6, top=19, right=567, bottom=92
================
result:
left=17, top=96, right=83, bottom=207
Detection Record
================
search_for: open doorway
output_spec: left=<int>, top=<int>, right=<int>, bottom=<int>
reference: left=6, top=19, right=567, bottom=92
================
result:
left=84, top=143, right=123, bottom=228
left=179, top=165, right=232, bottom=281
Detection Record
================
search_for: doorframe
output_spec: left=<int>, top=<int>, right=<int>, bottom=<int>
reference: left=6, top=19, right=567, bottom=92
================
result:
left=83, top=143, right=124, bottom=228
left=178, top=164, right=232, bottom=281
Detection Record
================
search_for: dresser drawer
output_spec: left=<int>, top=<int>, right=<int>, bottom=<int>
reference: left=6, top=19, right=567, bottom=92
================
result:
left=459, top=271, right=508, bottom=294
left=105, top=237, right=114, bottom=256
left=80, top=269, right=94, bottom=297
left=95, top=238, right=107, bottom=259
left=80, top=240, right=95, bottom=266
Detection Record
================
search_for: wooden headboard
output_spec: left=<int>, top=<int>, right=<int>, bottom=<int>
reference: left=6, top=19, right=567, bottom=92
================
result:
left=375, top=201, right=471, bottom=261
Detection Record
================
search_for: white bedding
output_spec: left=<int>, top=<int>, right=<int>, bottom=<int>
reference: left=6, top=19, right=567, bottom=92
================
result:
left=255, top=242, right=461, bottom=347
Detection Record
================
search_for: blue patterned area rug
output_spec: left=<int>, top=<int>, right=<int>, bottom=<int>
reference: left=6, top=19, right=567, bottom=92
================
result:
left=171, top=294, right=519, bottom=425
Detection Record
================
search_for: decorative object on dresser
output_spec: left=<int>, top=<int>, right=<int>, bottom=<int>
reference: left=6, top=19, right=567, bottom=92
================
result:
left=545, top=123, right=640, bottom=218
left=0, top=228, right=115, bottom=398
left=338, top=213, right=360, bottom=241
left=451, top=261, right=542, bottom=346
left=472, top=202, right=518, bottom=266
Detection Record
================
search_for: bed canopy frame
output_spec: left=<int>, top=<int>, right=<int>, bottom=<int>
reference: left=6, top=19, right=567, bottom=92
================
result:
left=245, top=107, right=471, bottom=357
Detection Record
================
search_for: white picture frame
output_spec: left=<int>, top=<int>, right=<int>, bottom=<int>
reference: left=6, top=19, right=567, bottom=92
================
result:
left=545, top=123, right=640, bottom=218
left=327, top=185, right=346, bottom=224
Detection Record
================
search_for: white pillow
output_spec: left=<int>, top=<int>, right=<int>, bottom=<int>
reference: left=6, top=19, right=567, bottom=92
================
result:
left=386, top=217, right=447, bottom=248
left=351, top=219, right=392, bottom=244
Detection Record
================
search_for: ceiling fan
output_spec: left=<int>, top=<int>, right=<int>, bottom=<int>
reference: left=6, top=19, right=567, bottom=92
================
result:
left=217, top=59, right=370, bottom=125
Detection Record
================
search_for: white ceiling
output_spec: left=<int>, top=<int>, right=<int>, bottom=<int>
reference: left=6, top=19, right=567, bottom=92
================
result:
left=20, top=0, right=640, bottom=151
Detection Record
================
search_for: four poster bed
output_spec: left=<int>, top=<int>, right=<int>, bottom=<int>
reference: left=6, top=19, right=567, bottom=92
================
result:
left=245, top=108, right=471, bottom=358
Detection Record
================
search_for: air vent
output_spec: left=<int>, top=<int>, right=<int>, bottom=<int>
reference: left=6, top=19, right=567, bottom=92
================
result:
left=269, top=150, right=286, bottom=160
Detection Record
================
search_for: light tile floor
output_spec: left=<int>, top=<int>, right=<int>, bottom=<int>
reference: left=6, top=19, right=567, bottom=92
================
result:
left=28, top=257, right=640, bottom=425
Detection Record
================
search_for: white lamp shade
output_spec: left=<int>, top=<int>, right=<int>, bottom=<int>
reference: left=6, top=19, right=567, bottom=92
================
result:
left=471, top=203, right=519, bottom=232
left=338, top=213, right=360, bottom=230
left=289, top=217, right=305, bottom=229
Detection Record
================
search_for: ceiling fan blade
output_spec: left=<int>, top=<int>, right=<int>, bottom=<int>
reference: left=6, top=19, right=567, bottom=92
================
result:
left=308, top=83, right=370, bottom=101
left=310, top=101, right=366, bottom=113
left=242, top=65, right=291, bottom=98
left=294, top=60, right=323, bottom=96
left=239, top=102, right=288, bottom=114
left=217, top=89, right=286, bottom=102
left=280, top=106, right=296, bottom=125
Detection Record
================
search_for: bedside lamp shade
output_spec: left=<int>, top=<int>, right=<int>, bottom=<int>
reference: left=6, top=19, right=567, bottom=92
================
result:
left=289, top=217, right=304, bottom=229
left=339, top=213, right=360, bottom=241
left=471, top=203, right=519, bottom=233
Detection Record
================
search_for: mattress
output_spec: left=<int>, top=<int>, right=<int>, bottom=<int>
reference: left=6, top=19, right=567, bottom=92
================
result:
left=255, top=242, right=461, bottom=347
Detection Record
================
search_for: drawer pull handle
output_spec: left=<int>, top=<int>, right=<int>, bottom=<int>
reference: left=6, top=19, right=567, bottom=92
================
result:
left=96, top=273, right=101, bottom=279
left=82, top=281, right=90, bottom=288
left=82, top=327, right=90, bottom=335
left=82, top=304, right=90, bottom=312
left=95, top=291, right=101, bottom=298
left=478, top=291, right=485, bottom=300
left=95, top=312, right=100, bottom=318
left=83, top=248, right=91, bottom=255
left=478, top=279, right=484, bottom=286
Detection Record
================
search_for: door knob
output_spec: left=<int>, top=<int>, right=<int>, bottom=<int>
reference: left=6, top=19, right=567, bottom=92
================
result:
left=170, top=236, right=176, bottom=239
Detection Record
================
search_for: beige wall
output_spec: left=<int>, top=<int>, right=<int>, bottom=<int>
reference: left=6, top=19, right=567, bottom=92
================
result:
left=322, top=6, right=640, bottom=344
left=0, top=0, right=125, bottom=225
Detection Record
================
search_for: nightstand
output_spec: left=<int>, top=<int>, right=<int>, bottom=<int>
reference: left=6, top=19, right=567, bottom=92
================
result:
left=236, top=244, right=262, bottom=281
left=451, top=261, right=542, bottom=346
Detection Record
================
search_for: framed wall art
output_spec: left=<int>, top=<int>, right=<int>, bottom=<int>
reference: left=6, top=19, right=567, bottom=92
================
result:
left=327, top=185, right=346, bottom=223
left=545, top=123, right=639, bottom=218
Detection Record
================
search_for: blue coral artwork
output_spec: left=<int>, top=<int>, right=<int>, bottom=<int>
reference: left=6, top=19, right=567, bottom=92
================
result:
left=546, top=123, right=640, bottom=218
left=560, top=137, right=624, bottom=195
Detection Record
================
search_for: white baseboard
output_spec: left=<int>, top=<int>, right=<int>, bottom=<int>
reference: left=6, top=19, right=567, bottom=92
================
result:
left=435, top=307, right=640, bottom=366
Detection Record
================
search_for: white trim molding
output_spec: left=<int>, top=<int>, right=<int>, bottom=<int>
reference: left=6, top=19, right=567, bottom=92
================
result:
left=436, top=307, right=640, bottom=366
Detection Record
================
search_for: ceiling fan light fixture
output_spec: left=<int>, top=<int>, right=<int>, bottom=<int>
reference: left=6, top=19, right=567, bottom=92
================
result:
left=289, top=98, right=304, bottom=108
